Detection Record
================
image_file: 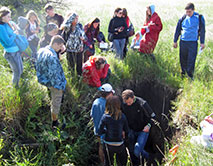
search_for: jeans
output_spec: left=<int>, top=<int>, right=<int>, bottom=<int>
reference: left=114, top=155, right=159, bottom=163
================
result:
left=128, top=129, right=150, bottom=165
left=66, top=51, right=83, bottom=75
left=4, top=51, right=23, bottom=87
left=29, top=39, right=39, bottom=59
left=179, top=40, right=198, bottom=79
left=113, top=38, right=126, bottom=59
left=83, top=44, right=95, bottom=62
left=103, top=143, right=127, bottom=166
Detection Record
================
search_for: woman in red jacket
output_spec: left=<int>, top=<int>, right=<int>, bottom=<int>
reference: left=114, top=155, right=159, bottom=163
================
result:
left=139, top=5, right=162, bottom=60
left=82, top=56, right=110, bottom=89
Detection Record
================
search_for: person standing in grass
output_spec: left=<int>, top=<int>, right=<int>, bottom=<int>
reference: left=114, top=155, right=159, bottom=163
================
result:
left=139, top=5, right=162, bottom=61
left=44, top=4, right=64, bottom=29
left=61, top=13, right=86, bottom=75
left=39, top=23, right=59, bottom=48
left=0, top=7, right=23, bottom=88
left=173, top=2, right=205, bottom=80
left=108, top=8, right=127, bottom=59
left=121, top=89, right=156, bottom=166
left=83, top=18, right=104, bottom=62
left=98, top=95, right=129, bottom=166
left=36, top=35, right=66, bottom=128
left=26, top=10, right=41, bottom=60
left=91, top=83, right=115, bottom=165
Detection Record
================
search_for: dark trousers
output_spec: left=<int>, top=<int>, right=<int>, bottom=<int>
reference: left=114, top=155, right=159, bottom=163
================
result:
left=66, top=51, right=83, bottom=75
left=103, top=143, right=127, bottom=166
left=29, top=39, right=39, bottom=59
left=83, top=44, right=95, bottom=62
left=179, top=40, right=198, bottom=78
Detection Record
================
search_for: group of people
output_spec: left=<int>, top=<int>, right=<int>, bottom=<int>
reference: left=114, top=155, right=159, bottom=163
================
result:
left=0, top=2, right=206, bottom=165
left=91, top=84, right=157, bottom=166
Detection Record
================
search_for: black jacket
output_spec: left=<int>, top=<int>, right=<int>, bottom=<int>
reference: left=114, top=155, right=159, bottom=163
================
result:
left=98, top=113, right=129, bottom=143
left=108, top=17, right=127, bottom=39
left=122, top=97, right=155, bottom=132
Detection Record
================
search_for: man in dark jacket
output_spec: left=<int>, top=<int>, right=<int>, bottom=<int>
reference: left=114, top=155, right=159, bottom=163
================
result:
left=173, top=2, right=205, bottom=80
left=121, top=89, right=156, bottom=166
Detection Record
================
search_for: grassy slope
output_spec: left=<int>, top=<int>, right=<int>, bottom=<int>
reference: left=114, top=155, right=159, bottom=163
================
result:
left=0, top=0, right=213, bottom=165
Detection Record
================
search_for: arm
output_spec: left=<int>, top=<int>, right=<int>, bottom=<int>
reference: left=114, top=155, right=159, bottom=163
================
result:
left=108, top=19, right=114, bottom=33
left=174, top=18, right=182, bottom=43
left=98, top=115, right=106, bottom=135
left=59, top=15, right=64, bottom=28
left=100, top=63, right=110, bottom=79
left=83, top=24, right=92, bottom=47
left=123, top=114, right=129, bottom=139
left=200, top=15, right=205, bottom=45
left=148, top=16, right=163, bottom=33
left=0, top=26, right=17, bottom=47
left=91, top=103, right=101, bottom=134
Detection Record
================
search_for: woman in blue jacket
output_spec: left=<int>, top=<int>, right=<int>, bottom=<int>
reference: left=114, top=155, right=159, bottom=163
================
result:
left=0, top=7, right=23, bottom=87
left=98, top=95, right=129, bottom=166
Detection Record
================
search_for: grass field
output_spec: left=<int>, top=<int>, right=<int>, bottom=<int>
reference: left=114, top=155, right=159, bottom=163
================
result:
left=0, top=0, right=213, bottom=165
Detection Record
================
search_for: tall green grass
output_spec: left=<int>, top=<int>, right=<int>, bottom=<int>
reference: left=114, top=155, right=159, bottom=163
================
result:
left=0, top=0, right=213, bottom=165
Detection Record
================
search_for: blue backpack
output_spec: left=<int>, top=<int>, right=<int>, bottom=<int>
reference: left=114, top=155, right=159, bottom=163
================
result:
left=15, top=35, right=29, bottom=52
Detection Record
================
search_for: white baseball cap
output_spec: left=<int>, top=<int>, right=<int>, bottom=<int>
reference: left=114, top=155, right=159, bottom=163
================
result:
left=100, top=83, right=115, bottom=93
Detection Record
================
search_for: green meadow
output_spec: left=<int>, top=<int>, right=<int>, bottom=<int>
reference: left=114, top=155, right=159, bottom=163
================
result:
left=0, top=0, right=212, bottom=165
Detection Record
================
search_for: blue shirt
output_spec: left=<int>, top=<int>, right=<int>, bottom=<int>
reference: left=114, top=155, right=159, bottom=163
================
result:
left=174, top=12, right=205, bottom=44
left=91, top=97, right=106, bottom=135
left=36, top=46, right=67, bottom=90
left=0, top=22, right=19, bottom=52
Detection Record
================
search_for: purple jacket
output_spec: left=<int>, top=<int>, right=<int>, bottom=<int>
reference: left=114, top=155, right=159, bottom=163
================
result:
left=84, top=23, right=102, bottom=47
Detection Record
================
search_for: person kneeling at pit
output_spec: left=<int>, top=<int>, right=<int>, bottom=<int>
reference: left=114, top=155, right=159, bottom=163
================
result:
left=36, top=35, right=67, bottom=129
left=82, top=56, right=111, bottom=90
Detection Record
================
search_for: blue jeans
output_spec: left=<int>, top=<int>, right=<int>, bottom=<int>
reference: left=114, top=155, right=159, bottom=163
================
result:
left=113, top=38, right=126, bottom=59
left=4, top=51, right=23, bottom=87
left=29, top=39, right=39, bottom=59
left=179, top=40, right=198, bottom=78
left=128, top=129, right=150, bottom=165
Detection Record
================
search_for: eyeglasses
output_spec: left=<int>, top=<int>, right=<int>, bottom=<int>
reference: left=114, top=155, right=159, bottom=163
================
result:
left=118, top=12, right=123, bottom=14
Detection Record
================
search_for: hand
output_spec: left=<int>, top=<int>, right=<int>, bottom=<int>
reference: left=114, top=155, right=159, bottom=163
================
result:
left=118, top=27, right=123, bottom=32
left=122, top=131, right=125, bottom=139
left=143, top=125, right=150, bottom=133
left=101, top=41, right=104, bottom=44
left=61, top=45, right=66, bottom=53
left=200, top=44, right=205, bottom=50
left=148, top=22, right=155, bottom=27
left=89, top=45, right=93, bottom=49
left=80, top=37, right=84, bottom=41
left=173, top=42, right=178, bottom=48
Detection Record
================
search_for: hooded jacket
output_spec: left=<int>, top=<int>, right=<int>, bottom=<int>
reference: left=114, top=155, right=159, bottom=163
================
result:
left=0, top=22, right=19, bottom=53
left=139, top=5, right=163, bottom=54
left=82, top=56, right=110, bottom=88
left=62, top=13, right=86, bottom=53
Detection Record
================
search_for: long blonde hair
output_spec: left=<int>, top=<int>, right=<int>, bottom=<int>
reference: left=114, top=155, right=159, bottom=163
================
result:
left=105, top=96, right=122, bottom=120
left=26, top=10, right=40, bottom=25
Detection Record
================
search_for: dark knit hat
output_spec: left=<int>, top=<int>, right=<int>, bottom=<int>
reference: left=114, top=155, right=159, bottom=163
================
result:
left=44, top=23, right=58, bottom=33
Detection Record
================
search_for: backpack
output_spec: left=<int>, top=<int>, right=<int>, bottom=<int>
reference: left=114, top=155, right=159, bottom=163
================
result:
left=180, top=14, right=203, bottom=37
